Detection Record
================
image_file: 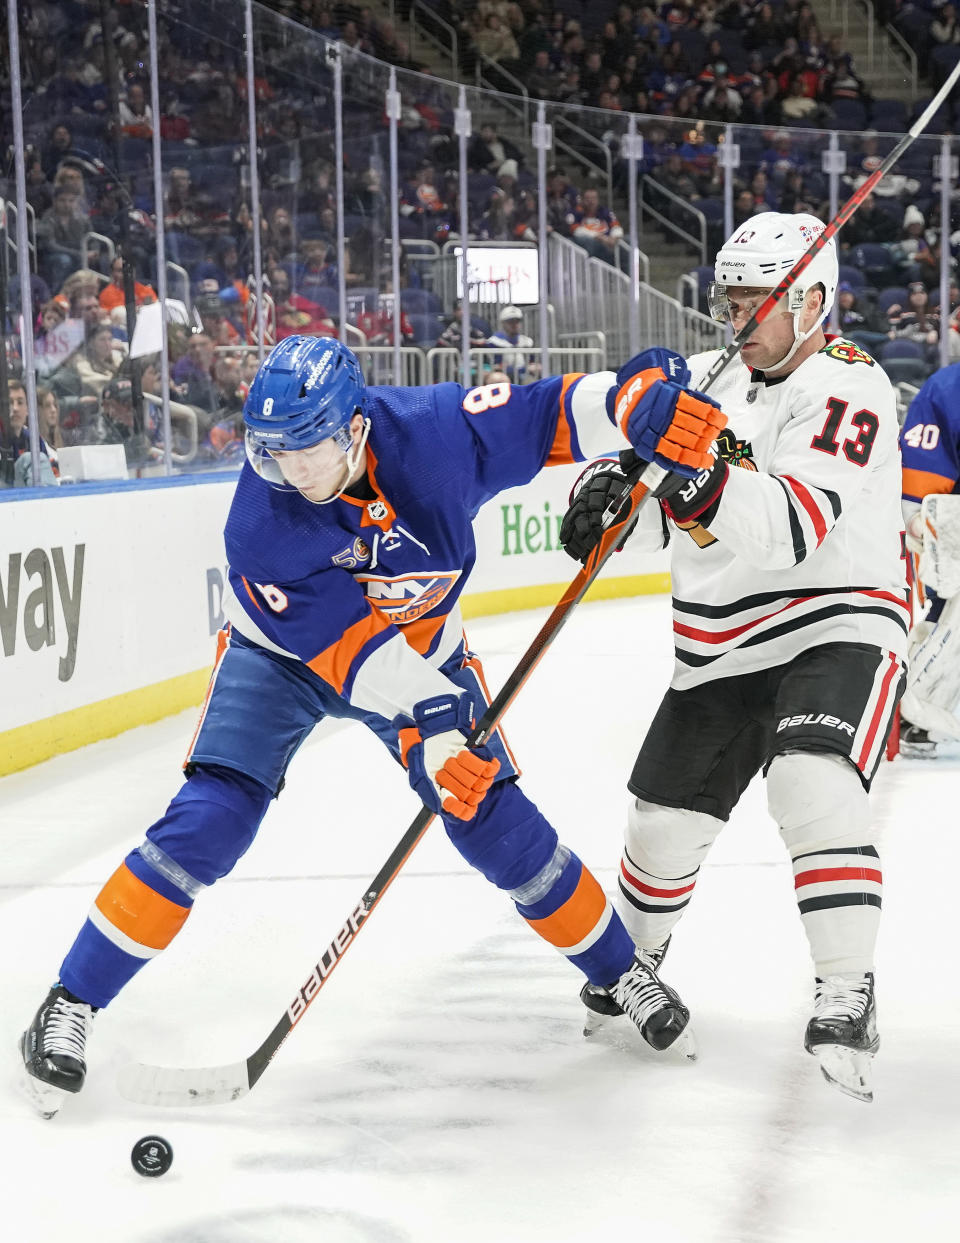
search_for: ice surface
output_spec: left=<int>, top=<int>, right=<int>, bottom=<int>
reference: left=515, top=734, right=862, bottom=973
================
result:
left=3, top=596, right=959, bottom=1242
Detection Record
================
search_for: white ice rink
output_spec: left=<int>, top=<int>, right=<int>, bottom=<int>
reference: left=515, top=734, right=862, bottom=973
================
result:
left=3, top=594, right=960, bottom=1242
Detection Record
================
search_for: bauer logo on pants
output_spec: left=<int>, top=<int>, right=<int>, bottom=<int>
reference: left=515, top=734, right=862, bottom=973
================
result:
left=777, top=713, right=855, bottom=736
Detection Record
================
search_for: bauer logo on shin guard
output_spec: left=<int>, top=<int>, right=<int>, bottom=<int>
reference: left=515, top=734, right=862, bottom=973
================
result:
left=287, top=900, right=367, bottom=1023
left=777, top=712, right=855, bottom=736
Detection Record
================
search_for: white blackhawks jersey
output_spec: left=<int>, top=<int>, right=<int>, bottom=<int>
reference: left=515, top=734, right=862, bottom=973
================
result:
left=634, top=338, right=910, bottom=690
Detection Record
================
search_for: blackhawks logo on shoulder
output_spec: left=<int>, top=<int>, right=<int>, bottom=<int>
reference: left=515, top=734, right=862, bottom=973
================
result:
left=715, top=428, right=757, bottom=471
left=819, top=339, right=876, bottom=366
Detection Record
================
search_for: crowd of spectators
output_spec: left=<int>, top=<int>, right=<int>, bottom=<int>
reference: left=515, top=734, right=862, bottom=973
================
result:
left=414, top=0, right=875, bottom=126
left=3, top=0, right=960, bottom=485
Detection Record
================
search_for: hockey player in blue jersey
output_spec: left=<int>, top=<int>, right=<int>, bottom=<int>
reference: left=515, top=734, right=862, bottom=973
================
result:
left=898, top=360, right=960, bottom=756
left=20, top=335, right=722, bottom=1116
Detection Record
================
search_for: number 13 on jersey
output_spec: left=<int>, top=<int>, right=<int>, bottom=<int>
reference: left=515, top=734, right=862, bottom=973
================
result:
left=811, top=397, right=879, bottom=466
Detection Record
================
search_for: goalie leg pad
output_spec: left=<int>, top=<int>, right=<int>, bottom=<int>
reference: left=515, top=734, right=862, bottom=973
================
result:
left=767, top=752, right=881, bottom=976
left=58, top=767, right=273, bottom=1010
left=902, top=592, right=960, bottom=740
left=615, top=798, right=724, bottom=948
left=918, top=494, right=960, bottom=599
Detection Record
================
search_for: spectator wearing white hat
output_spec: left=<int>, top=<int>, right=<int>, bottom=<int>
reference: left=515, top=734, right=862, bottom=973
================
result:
left=487, top=305, right=539, bottom=382
left=896, top=204, right=935, bottom=282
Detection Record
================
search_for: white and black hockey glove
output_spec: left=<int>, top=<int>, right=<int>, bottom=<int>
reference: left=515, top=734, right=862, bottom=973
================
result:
left=656, top=445, right=729, bottom=528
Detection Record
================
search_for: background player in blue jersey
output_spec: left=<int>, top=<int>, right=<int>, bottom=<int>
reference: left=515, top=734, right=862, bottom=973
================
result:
left=898, top=360, right=960, bottom=756
left=20, top=335, right=721, bottom=1116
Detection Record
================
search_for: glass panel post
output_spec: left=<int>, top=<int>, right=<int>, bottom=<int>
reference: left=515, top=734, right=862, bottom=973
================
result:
left=624, top=117, right=643, bottom=359
left=823, top=133, right=845, bottom=334
left=387, top=69, right=401, bottom=378
left=455, top=88, right=471, bottom=389
left=939, top=136, right=954, bottom=369
left=533, top=103, right=551, bottom=378
left=332, top=46, right=347, bottom=342
left=244, top=0, right=265, bottom=361
left=147, top=0, right=171, bottom=475
left=7, top=0, right=40, bottom=482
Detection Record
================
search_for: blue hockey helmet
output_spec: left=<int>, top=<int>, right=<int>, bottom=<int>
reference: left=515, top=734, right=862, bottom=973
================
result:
left=244, top=334, right=368, bottom=459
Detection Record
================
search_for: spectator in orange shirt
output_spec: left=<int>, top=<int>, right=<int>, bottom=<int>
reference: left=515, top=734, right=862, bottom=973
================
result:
left=99, top=256, right=157, bottom=314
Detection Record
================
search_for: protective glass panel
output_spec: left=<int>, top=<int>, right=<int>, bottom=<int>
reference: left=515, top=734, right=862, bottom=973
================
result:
left=4, top=0, right=956, bottom=489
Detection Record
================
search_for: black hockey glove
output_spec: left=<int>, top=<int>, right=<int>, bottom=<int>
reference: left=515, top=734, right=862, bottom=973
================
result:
left=559, top=453, right=644, bottom=563
left=656, top=448, right=729, bottom=528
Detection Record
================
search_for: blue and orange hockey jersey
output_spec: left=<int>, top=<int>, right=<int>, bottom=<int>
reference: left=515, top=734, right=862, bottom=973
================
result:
left=223, top=373, right=623, bottom=720
left=900, top=363, right=960, bottom=504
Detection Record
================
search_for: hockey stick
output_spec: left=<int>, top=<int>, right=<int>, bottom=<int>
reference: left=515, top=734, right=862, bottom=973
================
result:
left=116, top=476, right=653, bottom=1108
left=118, top=70, right=960, bottom=1109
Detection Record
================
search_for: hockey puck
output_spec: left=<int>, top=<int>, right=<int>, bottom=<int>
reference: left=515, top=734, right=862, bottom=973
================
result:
left=131, top=1135, right=174, bottom=1178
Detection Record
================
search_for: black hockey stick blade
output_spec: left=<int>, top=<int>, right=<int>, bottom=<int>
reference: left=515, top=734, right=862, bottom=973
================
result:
left=116, top=464, right=663, bottom=1108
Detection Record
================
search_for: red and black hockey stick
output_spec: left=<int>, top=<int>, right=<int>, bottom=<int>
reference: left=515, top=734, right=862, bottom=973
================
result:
left=118, top=60, right=960, bottom=1108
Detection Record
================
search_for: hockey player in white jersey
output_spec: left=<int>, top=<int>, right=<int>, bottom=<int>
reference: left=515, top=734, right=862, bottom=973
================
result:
left=560, top=213, right=908, bottom=1102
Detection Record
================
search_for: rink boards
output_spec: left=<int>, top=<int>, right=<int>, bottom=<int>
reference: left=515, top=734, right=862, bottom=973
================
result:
left=0, top=467, right=669, bottom=775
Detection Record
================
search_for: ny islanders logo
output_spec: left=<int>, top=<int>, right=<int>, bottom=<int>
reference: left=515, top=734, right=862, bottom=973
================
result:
left=356, top=570, right=461, bottom=625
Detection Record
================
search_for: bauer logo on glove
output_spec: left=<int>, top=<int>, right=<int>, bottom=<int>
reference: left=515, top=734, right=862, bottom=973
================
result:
left=394, top=692, right=500, bottom=821
left=607, top=347, right=726, bottom=479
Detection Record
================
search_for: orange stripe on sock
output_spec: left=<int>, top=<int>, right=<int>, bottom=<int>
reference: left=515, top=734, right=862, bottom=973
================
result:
left=525, top=866, right=607, bottom=949
left=94, top=863, right=191, bottom=952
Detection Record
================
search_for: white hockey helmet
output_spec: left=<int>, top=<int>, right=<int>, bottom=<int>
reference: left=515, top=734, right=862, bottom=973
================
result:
left=708, top=212, right=838, bottom=358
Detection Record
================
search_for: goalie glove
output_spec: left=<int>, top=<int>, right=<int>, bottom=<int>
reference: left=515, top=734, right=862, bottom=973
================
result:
left=559, top=454, right=642, bottom=563
left=394, top=692, right=500, bottom=822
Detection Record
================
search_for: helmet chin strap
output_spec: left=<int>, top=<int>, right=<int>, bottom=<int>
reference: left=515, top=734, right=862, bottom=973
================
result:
left=303, top=418, right=371, bottom=505
left=761, top=294, right=822, bottom=375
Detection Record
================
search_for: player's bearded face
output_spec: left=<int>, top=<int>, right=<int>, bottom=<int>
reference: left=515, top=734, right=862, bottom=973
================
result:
left=269, top=438, right=351, bottom=502
left=727, top=287, right=795, bottom=373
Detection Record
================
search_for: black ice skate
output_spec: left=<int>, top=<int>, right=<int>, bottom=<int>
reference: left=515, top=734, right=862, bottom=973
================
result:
left=804, top=972, right=878, bottom=1104
left=581, top=940, right=695, bottom=1058
left=20, top=984, right=97, bottom=1118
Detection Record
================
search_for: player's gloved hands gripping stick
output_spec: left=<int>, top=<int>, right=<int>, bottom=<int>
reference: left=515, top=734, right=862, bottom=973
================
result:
left=394, top=693, right=500, bottom=821
left=561, top=348, right=727, bottom=562
left=559, top=454, right=641, bottom=564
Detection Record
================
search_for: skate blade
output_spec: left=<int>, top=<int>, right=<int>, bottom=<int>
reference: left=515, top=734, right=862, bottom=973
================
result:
left=583, top=1008, right=620, bottom=1037
left=583, top=1011, right=698, bottom=1062
left=814, top=1044, right=875, bottom=1103
left=899, top=741, right=940, bottom=760
left=667, top=1024, right=698, bottom=1062
left=18, top=1065, right=71, bottom=1119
